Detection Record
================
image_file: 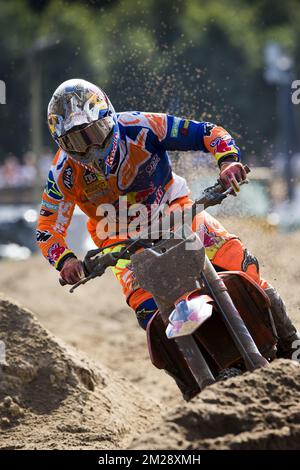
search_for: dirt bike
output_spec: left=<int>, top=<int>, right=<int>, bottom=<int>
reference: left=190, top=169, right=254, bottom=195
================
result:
left=61, top=165, right=278, bottom=401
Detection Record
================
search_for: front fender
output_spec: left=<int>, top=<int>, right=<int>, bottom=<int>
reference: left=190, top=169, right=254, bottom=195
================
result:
left=166, top=291, right=213, bottom=339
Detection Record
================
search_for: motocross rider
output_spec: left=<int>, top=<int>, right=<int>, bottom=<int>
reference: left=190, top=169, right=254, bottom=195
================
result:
left=37, top=78, right=299, bottom=360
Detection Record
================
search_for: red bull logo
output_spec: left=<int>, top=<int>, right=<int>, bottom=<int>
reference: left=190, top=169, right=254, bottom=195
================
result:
left=126, top=183, right=156, bottom=204
left=210, top=136, right=234, bottom=154
left=47, top=243, right=66, bottom=265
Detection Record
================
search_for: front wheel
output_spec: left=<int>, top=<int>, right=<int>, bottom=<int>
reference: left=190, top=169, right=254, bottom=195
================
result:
left=216, top=367, right=243, bottom=382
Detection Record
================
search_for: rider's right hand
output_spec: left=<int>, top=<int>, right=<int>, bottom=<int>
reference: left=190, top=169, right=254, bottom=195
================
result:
left=219, top=162, right=247, bottom=192
left=60, top=257, right=85, bottom=285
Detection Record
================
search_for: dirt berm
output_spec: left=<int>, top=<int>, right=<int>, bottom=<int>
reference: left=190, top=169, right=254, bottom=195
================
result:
left=0, top=295, right=158, bottom=450
left=131, top=360, right=300, bottom=450
left=1, top=294, right=300, bottom=450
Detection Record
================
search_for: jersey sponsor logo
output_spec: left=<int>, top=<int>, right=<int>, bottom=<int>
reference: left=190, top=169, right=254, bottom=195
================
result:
left=47, top=243, right=66, bottom=265
left=203, top=122, right=216, bottom=136
left=54, top=201, right=74, bottom=235
left=197, top=224, right=222, bottom=248
left=179, top=119, right=190, bottom=136
left=84, top=175, right=108, bottom=192
left=210, top=136, right=234, bottom=154
left=82, top=175, right=110, bottom=202
left=153, top=185, right=164, bottom=205
left=83, top=168, right=98, bottom=184
left=106, top=153, right=114, bottom=168
left=106, top=133, right=119, bottom=167
left=145, top=154, right=160, bottom=176
left=63, top=165, right=74, bottom=190
left=126, top=182, right=156, bottom=204
left=83, top=186, right=108, bottom=201
left=170, top=117, right=181, bottom=138
left=46, top=170, right=63, bottom=200
left=40, top=208, right=54, bottom=217
left=109, top=146, right=121, bottom=174
left=118, top=128, right=151, bottom=190
left=41, top=199, right=59, bottom=211
left=36, top=230, right=53, bottom=243
left=83, top=169, right=109, bottom=198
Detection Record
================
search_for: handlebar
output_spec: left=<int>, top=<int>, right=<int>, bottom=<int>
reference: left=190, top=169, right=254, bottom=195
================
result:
left=59, top=251, right=124, bottom=288
left=194, top=164, right=250, bottom=208
left=60, top=164, right=250, bottom=292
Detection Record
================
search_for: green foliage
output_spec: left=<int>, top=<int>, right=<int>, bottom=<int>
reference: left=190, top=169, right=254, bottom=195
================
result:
left=0, top=0, right=300, bottom=162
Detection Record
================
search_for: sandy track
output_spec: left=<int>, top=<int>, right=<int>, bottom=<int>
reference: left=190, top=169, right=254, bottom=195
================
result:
left=0, top=218, right=300, bottom=402
left=0, top=297, right=158, bottom=449
left=0, top=218, right=300, bottom=448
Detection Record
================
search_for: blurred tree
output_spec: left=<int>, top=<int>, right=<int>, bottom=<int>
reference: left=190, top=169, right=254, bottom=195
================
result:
left=0, top=0, right=299, bottom=163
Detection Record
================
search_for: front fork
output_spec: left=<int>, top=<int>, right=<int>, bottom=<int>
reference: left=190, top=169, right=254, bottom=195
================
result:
left=153, top=295, right=216, bottom=390
left=131, top=233, right=268, bottom=393
left=202, top=255, right=269, bottom=371
left=155, top=254, right=268, bottom=386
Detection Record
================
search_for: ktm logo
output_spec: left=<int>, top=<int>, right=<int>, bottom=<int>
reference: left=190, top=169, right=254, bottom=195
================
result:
left=36, top=230, right=52, bottom=243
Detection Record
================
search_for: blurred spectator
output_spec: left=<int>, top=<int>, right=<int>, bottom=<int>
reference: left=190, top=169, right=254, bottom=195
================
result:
left=21, top=151, right=37, bottom=187
left=38, top=147, right=52, bottom=179
left=0, top=148, right=53, bottom=189
left=0, top=154, right=23, bottom=188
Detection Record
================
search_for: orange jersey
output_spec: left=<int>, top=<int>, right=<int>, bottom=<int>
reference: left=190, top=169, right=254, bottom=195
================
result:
left=37, top=112, right=240, bottom=269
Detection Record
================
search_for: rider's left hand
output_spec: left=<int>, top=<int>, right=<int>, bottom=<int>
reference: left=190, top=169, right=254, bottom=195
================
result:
left=219, top=161, right=247, bottom=193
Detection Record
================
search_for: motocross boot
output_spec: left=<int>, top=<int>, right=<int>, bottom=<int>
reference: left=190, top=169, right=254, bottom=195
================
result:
left=265, top=285, right=300, bottom=359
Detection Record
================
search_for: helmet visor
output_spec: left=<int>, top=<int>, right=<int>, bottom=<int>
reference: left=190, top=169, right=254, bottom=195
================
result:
left=58, top=116, right=114, bottom=153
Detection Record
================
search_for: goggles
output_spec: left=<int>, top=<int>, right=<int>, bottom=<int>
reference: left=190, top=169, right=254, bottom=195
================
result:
left=58, top=116, right=114, bottom=154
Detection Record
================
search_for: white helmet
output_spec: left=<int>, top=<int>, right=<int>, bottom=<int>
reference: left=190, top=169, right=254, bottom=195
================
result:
left=47, top=78, right=119, bottom=173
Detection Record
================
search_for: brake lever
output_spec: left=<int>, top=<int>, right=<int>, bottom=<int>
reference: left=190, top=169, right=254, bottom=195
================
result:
left=69, top=272, right=97, bottom=293
left=217, top=164, right=251, bottom=195
left=195, top=164, right=250, bottom=208
left=221, top=178, right=249, bottom=197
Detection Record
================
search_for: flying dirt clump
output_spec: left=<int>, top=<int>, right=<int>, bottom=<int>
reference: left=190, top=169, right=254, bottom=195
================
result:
left=130, top=359, right=300, bottom=450
left=0, top=295, right=158, bottom=450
